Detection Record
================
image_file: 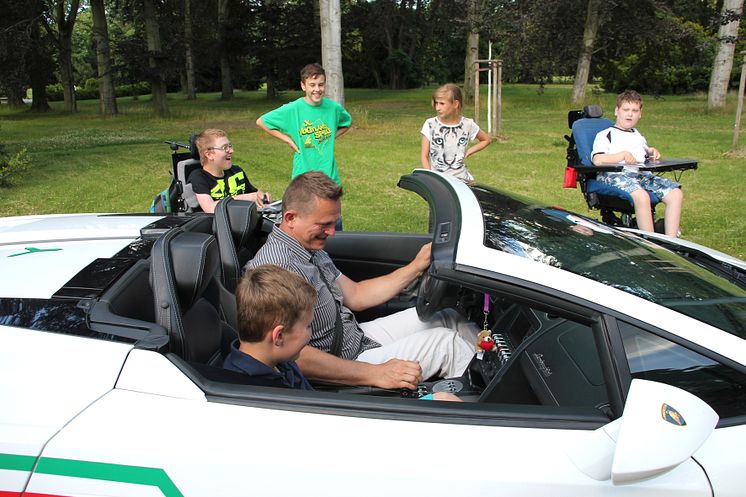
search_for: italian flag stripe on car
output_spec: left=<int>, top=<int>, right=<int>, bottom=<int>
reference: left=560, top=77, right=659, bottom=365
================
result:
left=0, top=453, right=183, bottom=497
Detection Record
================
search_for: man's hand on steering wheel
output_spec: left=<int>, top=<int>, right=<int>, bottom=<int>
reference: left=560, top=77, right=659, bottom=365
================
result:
left=411, top=242, right=432, bottom=276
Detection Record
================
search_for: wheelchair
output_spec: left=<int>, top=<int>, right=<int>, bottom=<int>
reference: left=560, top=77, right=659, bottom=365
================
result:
left=563, top=105, right=697, bottom=231
left=149, top=133, right=202, bottom=214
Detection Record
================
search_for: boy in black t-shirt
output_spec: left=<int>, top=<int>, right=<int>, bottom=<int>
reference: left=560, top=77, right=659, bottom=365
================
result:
left=188, top=129, right=271, bottom=213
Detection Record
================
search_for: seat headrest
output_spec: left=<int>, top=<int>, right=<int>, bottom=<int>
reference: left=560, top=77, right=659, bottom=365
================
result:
left=170, top=231, right=219, bottom=310
left=226, top=198, right=259, bottom=248
left=188, top=133, right=200, bottom=161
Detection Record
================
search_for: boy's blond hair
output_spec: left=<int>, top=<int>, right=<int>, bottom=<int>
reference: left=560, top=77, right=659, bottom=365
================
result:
left=616, top=89, right=643, bottom=109
left=431, top=83, right=463, bottom=111
left=195, top=129, right=227, bottom=165
left=236, top=265, right=317, bottom=343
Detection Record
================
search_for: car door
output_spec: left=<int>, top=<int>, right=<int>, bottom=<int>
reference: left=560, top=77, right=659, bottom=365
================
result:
left=23, top=309, right=715, bottom=497
left=25, top=388, right=712, bottom=497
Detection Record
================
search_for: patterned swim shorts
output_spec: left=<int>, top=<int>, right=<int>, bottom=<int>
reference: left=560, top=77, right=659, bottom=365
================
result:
left=597, top=171, right=680, bottom=200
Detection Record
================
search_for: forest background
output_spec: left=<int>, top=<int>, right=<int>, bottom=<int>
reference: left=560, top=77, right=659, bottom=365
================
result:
left=0, top=0, right=744, bottom=258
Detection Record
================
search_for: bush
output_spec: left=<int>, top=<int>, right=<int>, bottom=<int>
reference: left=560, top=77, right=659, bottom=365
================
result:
left=45, top=81, right=151, bottom=101
left=116, top=82, right=151, bottom=97
left=0, top=143, right=31, bottom=188
left=46, top=83, right=64, bottom=101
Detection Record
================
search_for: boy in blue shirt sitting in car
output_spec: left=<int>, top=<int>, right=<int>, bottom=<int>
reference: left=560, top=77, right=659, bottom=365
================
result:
left=224, top=264, right=461, bottom=400
left=223, top=265, right=316, bottom=389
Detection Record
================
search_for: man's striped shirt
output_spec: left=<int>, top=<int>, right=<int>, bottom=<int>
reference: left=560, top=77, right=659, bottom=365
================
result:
left=245, top=226, right=379, bottom=359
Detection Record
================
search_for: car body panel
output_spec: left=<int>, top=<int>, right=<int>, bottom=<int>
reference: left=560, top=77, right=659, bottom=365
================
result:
left=0, top=325, right=131, bottom=434
left=1, top=239, right=140, bottom=299
left=693, top=425, right=746, bottom=497
left=0, top=213, right=158, bottom=244
left=116, top=349, right=205, bottom=400
left=28, top=387, right=711, bottom=497
left=0, top=214, right=162, bottom=299
left=0, top=326, right=132, bottom=494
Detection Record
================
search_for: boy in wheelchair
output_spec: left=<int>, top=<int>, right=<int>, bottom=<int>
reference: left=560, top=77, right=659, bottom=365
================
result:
left=189, top=129, right=272, bottom=214
left=591, top=90, right=683, bottom=237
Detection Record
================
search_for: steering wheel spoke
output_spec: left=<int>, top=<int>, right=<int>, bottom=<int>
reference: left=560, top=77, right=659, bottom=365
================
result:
left=416, top=270, right=448, bottom=320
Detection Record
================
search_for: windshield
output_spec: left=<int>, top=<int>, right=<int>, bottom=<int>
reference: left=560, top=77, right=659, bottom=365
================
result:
left=473, top=186, right=746, bottom=338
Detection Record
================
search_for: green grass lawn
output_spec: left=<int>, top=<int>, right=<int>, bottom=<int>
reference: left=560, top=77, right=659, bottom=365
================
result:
left=1, top=85, right=744, bottom=259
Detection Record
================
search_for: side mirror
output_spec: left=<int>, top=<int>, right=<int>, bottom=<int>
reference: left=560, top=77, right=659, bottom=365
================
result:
left=567, top=379, right=718, bottom=484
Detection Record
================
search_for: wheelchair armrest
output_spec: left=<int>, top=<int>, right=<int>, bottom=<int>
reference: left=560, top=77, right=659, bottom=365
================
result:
left=182, top=183, right=201, bottom=210
left=573, top=164, right=624, bottom=174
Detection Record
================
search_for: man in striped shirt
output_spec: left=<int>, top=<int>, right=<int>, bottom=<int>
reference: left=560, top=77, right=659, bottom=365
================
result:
left=246, top=172, right=476, bottom=390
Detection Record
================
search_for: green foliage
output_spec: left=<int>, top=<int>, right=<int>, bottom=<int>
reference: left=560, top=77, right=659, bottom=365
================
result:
left=596, top=7, right=716, bottom=94
left=0, top=142, right=31, bottom=188
left=494, top=0, right=586, bottom=84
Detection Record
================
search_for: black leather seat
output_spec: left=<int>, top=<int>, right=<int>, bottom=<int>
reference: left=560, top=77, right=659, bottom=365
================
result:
left=150, top=228, right=234, bottom=366
left=213, top=196, right=260, bottom=293
left=212, top=197, right=260, bottom=330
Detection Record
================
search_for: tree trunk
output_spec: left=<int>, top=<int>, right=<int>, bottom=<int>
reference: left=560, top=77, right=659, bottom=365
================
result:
left=6, top=88, right=25, bottom=108
left=708, top=0, right=744, bottom=110
left=142, top=0, right=169, bottom=116
left=58, top=34, right=76, bottom=113
left=218, top=0, right=233, bottom=100
left=266, top=71, right=277, bottom=99
left=463, top=0, right=479, bottom=103
left=571, top=0, right=602, bottom=106
left=320, top=0, right=345, bottom=105
left=28, top=15, right=51, bottom=113
left=91, top=0, right=118, bottom=116
left=30, top=77, right=51, bottom=112
left=42, top=0, right=80, bottom=113
left=184, top=0, right=197, bottom=99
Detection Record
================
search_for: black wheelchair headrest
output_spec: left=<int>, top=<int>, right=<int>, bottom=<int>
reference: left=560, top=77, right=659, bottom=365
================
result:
left=583, top=105, right=604, bottom=118
left=170, top=231, right=220, bottom=311
left=188, top=133, right=200, bottom=161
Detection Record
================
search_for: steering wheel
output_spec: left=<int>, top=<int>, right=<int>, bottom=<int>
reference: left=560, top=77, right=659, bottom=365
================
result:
left=416, top=269, right=449, bottom=321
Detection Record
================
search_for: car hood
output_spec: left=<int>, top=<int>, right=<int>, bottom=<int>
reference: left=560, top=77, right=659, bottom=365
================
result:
left=0, top=214, right=162, bottom=299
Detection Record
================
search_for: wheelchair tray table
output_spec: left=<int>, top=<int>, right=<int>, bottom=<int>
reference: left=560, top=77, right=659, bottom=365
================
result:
left=572, top=158, right=698, bottom=175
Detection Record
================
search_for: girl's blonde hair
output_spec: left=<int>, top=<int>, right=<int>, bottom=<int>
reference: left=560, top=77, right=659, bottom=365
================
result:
left=431, top=83, right=463, bottom=111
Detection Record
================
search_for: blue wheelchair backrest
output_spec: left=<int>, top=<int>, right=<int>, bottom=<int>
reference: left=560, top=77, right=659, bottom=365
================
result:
left=572, top=117, right=614, bottom=166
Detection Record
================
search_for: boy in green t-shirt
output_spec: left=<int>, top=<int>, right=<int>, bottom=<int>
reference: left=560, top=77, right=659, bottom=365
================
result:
left=256, top=63, right=351, bottom=185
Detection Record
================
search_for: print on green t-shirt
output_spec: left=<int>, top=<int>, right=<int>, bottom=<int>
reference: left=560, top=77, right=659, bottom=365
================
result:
left=260, top=98, right=351, bottom=184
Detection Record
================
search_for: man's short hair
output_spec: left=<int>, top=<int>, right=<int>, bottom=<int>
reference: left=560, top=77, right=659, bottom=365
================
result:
left=282, top=171, right=343, bottom=216
left=616, top=89, right=643, bottom=108
left=236, top=265, right=317, bottom=343
left=195, top=129, right=227, bottom=165
left=300, top=63, right=325, bottom=83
